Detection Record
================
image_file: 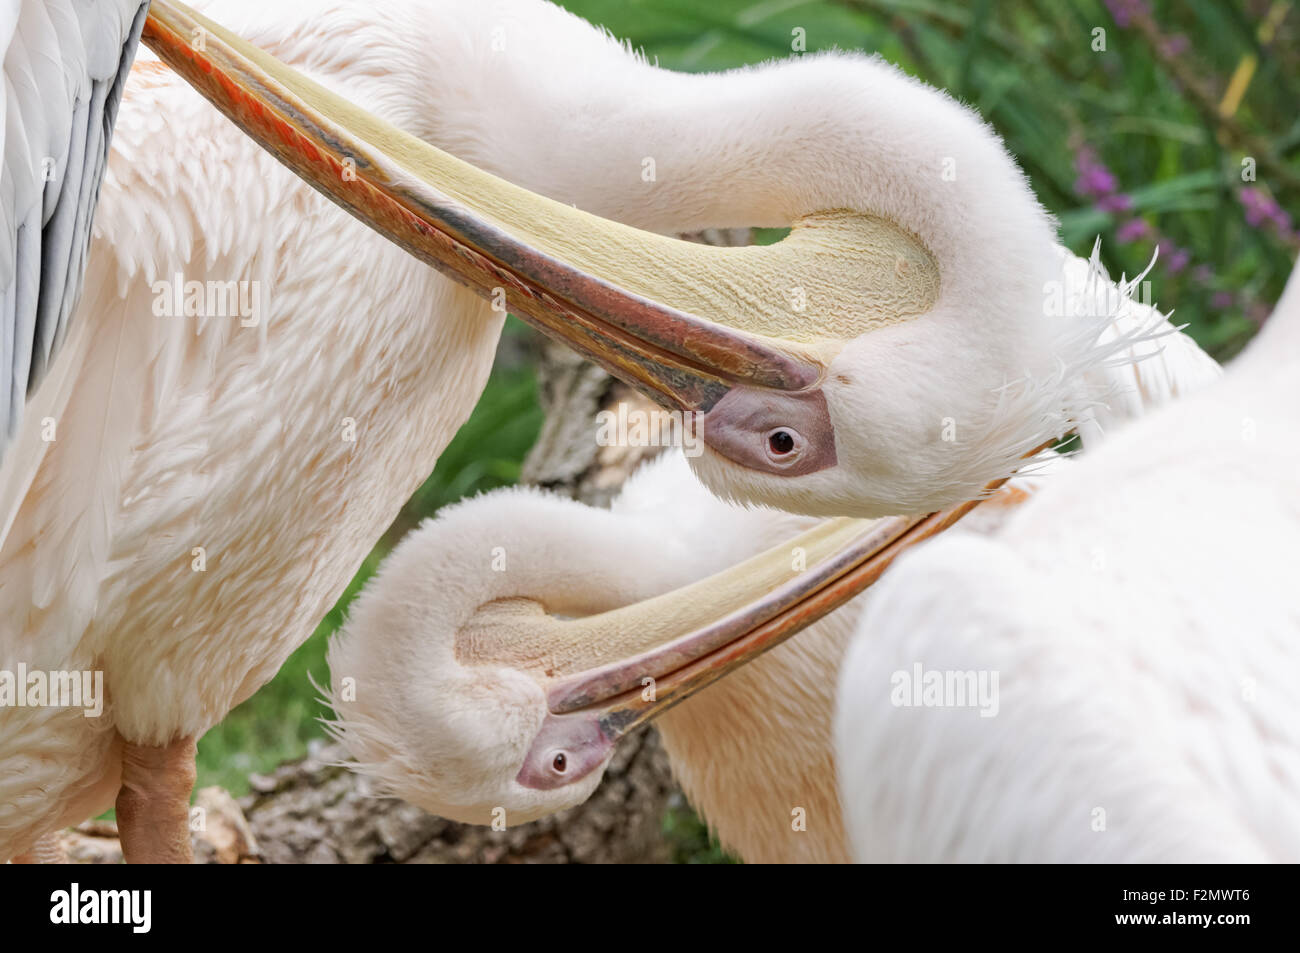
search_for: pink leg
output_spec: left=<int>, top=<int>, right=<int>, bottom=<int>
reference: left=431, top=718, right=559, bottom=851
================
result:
left=115, top=734, right=197, bottom=864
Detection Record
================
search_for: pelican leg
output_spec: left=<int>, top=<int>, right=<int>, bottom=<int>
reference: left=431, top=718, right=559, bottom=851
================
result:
left=115, top=734, right=197, bottom=864
left=11, top=831, right=66, bottom=864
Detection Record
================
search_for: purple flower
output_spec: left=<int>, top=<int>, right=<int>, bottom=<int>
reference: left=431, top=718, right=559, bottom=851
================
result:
left=1161, top=34, right=1190, bottom=57
left=1238, top=190, right=1260, bottom=213
left=1211, top=291, right=1234, bottom=309
left=1192, top=265, right=1213, bottom=284
left=1116, top=218, right=1151, bottom=243
left=1239, top=187, right=1286, bottom=230
left=1075, top=165, right=1119, bottom=199
left=1096, top=193, right=1134, bottom=213
left=1156, top=240, right=1191, bottom=275
left=1239, top=188, right=1299, bottom=249
left=1072, top=147, right=1122, bottom=202
left=1104, top=0, right=1152, bottom=28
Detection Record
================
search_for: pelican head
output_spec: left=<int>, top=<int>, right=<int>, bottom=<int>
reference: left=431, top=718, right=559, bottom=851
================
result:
left=323, top=507, right=602, bottom=824
left=144, top=1, right=1114, bottom=520
left=325, top=455, right=844, bottom=826
left=324, top=486, right=705, bottom=823
left=325, top=450, right=1009, bottom=826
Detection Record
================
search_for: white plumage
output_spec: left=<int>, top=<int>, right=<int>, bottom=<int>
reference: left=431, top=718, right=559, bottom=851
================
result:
left=0, top=0, right=1227, bottom=862
left=326, top=272, right=1221, bottom=862
left=1, top=0, right=535, bottom=861
left=0, top=0, right=147, bottom=450
left=835, top=268, right=1300, bottom=862
left=330, top=450, right=1077, bottom=862
left=0, top=0, right=147, bottom=860
left=327, top=254, right=1261, bottom=861
left=309, top=0, right=1230, bottom=864
left=0, top=0, right=147, bottom=540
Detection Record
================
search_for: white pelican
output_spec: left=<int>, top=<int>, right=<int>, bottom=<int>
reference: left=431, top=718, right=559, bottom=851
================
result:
left=0, top=0, right=1217, bottom=863
left=833, top=265, right=1300, bottom=863
left=327, top=451, right=1068, bottom=862
left=324, top=274, right=1276, bottom=863
left=1, top=0, right=148, bottom=464
left=0, top=0, right=149, bottom=863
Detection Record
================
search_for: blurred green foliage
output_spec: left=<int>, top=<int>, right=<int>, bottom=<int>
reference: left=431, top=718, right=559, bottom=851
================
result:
left=196, top=0, right=1296, bottom=859
left=662, top=796, right=740, bottom=864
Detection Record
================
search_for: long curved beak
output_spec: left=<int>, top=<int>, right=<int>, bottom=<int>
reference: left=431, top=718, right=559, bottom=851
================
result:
left=510, top=453, right=1047, bottom=790
left=141, top=1, right=818, bottom=411
left=142, top=2, right=940, bottom=477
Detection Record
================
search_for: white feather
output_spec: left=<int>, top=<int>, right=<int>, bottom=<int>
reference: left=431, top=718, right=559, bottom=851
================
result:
left=835, top=267, right=1299, bottom=862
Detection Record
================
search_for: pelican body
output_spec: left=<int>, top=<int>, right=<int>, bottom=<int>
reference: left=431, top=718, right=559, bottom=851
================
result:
left=328, top=451, right=1069, bottom=863
left=835, top=269, right=1300, bottom=862
left=0, top=0, right=149, bottom=861
left=3, top=0, right=506, bottom=860
left=1, top=0, right=1220, bottom=862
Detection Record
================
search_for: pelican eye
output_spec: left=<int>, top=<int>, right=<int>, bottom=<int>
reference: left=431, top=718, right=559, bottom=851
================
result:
left=767, top=429, right=797, bottom=457
left=552, top=752, right=567, bottom=773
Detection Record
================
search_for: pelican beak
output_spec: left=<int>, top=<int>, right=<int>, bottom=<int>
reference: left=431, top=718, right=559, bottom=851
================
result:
left=142, top=1, right=940, bottom=479
left=512, top=463, right=1043, bottom=791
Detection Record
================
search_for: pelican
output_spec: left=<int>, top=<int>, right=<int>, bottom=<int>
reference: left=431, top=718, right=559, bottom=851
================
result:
left=0, top=0, right=149, bottom=863
left=328, top=275, right=1293, bottom=863
left=319, top=267, right=1218, bottom=861
left=0, top=0, right=147, bottom=467
left=327, top=450, right=1067, bottom=862
left=0, top=0, right=1217, bottom=863
left=833, top=265, right=1300, bottom=862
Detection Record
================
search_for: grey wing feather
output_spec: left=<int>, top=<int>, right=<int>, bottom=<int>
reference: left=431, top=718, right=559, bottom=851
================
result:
left=0, top=0, right=148, bottom=460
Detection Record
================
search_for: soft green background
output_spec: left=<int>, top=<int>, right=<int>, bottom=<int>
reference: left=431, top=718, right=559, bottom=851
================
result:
left=194, top=0, right=1297, bottom=863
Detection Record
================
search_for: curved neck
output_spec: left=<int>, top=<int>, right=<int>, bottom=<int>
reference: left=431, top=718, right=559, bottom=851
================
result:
left=191, top=0, right=1062, bottom=335
left=393, top=0, right=1065, bottom=368
left=388, top=1, right=1058, bottom=276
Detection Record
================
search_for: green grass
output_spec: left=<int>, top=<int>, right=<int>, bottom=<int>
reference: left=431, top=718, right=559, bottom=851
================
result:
left=662, top=797, right=740, bottom=864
